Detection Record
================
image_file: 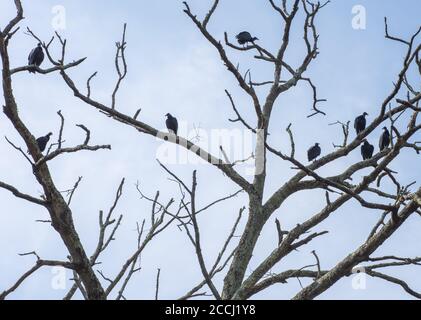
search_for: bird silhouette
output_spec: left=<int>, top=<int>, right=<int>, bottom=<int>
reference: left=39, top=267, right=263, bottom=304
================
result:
left=307, top=143, right=321, bottom=162
left=36, top=132, right=53, bottom=152
left=236, top=31, right=258, bottom=46
left=379, top=127, right=391, bottom=151
left=361, top=139, right=374, bottom=160
left=354, top=112, right=368, bottom=135
left=28, top=43, right=45, bottom=73
left=165, top=114, right=178, bottom=135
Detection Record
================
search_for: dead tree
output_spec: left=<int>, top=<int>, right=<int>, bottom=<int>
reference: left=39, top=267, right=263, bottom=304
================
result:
left=1, top=0, right=421, bottom=299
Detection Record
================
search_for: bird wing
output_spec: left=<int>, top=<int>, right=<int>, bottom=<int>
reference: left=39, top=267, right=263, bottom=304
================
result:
left=174, top=118, right=178, bottom=133
left=354, top=117, right=359, bottom=130
left=354, top=115, right=363, bottom=130
left=37, top=49, right=45, bottom=64
left=307, top=147, right=313, bottom=160
left=236, top=31, right=250, bottom=39
left=379, top=133, right=387, bottom=150
left=166, top=118, right=178, bottom=134
left=28, top=48, right=35, bottom=63
left=34, top=48, right=44, bottom=65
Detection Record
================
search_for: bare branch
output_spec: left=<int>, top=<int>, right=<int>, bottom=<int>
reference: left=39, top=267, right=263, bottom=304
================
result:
left=10, top=58, right=86, bottom=75
left=111, top=24, right=128, bottom=110
left=155, top=268, right=161, bottom=300
left=0, top=181, right=47, bottom=206
left=203, top=0, right=219, bottom=28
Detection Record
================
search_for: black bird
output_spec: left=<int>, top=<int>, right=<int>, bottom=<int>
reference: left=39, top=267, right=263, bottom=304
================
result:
left=28, top=43, right=44, bottom=73
left=236, top=31, right=258, bottom=46
left=354, top=112, right=368, bottom=135
left=165, top=113, right=178, bottom=135
left=379, top=127, right=391, bottom=151
left=307, top=143, right=321, bottom=162
left=36, top=132, right=53, bottom=152
left=361, top=139, right=374, bottom=160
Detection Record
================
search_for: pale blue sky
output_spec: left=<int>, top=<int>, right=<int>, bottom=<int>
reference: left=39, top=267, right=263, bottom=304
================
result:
left=0, top=0, right=420, bottom=300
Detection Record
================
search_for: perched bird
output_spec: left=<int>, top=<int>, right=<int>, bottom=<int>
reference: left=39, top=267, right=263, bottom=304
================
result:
left=28, top=43, right=44, bottom=73
left=354, top=112, right=368, bottom=135
left=307, top=143, right=321, bottom=162
left=379, top=127, right=391, bottom=151
left=361, top=139, right=374, bottom=160
left=165, top=113, right=178, bottom=135
left=236, top=31, right=258, bottom=46
left=36, top=133, right=53, bottom=152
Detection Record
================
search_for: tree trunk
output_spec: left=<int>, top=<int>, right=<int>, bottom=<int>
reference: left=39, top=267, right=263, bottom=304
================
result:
left=222, top=197, right=265, bottom=299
